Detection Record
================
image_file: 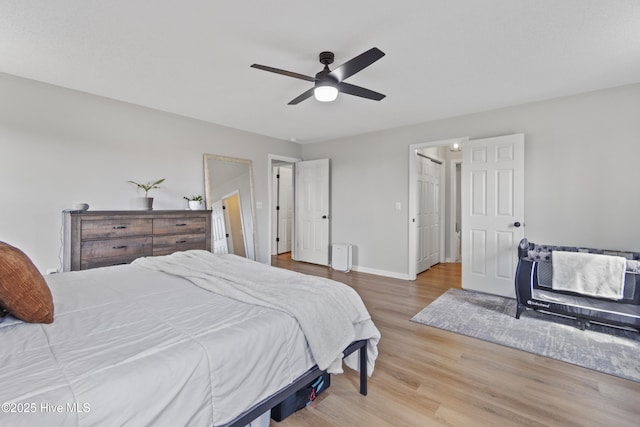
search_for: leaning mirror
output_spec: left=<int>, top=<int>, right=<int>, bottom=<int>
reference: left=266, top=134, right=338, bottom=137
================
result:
left=203, top=154, right=257, bottom=260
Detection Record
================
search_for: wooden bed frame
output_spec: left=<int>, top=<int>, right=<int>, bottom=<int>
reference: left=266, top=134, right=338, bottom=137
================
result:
left=222, top=340, right=368, bottom=427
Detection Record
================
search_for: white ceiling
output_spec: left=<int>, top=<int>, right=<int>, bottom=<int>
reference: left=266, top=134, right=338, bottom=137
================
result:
left=2, top=1, right=639, bottom=144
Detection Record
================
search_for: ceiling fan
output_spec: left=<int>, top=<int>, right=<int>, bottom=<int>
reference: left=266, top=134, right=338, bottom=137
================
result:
left=251, top=47, right=386, bottom=105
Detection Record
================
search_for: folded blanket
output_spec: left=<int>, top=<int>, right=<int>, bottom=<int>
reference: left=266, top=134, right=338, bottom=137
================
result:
left=133, top=251, right=380, bottom=374
left=551, top=251, right=626, bottom=300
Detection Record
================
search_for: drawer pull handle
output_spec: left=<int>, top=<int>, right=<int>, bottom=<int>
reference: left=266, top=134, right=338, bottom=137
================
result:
left=112, top=226, right=127, bottom=229
left=175, top=223, right=187, bottom=227
left=176, top=240, right=187, bottom=244
left=112, top=245, right=128, bottom=249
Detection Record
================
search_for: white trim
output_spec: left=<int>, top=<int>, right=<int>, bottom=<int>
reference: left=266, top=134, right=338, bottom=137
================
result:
left=352, top=265, right=411, bottom=280
left=438, top=159, right=446, bottom=264
left=408, top=137, right=468, bottom=280
left=271, top=165, right=278, bottom=256
left=449, top=159, right=462, bottom=263
left=267, top=154, right=301, bottom=265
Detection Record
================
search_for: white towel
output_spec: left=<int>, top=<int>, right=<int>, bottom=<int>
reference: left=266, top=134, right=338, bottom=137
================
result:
left=551, top=251, right=626, bottom=300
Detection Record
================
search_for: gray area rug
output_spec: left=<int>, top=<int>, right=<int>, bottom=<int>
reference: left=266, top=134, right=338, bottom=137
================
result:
left=411, top=288, right=640, bottom=382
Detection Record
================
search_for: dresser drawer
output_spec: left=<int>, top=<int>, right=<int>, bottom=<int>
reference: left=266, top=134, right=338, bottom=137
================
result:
left=81, top=218, right=153, bottom=239
left=81, top=237, right=152, bottom=260
left=153, top=217, right=206, bottom=235
left=153, top=234, right=207, bottom=256
left=81, top=255, right=144, bottom=270
left=64, top=210, right=211, bottom=271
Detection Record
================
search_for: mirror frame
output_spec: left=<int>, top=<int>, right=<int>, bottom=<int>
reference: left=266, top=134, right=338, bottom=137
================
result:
left=203, top=154, right=258, bottom=260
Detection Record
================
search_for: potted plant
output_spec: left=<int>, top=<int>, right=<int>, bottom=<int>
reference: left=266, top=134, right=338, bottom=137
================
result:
left=128, top=178, right=165, bottom=210
left=184, top=195, right=203, bottom=210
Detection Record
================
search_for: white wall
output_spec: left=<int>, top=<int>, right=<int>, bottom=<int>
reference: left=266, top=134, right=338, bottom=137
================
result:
left=302, top=83, right=640, bottom=278
left=4, top=72, right=639, bottom=277
left=0, top=73, right=301, bottom=271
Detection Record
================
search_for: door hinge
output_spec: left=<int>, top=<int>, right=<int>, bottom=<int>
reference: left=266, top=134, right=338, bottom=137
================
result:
left=222, top=205, right=226, bottom=210
left=276, top=237, right=280, bottom=242
left=276, top=206, right=280, bottom=210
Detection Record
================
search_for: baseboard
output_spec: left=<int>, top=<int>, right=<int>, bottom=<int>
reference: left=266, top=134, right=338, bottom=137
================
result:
left=351, top=265, right=411, bottom=280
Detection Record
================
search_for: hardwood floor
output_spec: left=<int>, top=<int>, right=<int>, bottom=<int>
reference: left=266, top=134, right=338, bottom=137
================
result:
left=270, top=254, right=640, bottom=427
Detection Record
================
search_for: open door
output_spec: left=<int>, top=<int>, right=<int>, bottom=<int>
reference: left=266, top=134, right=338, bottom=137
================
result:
left=223, top=192, right=247, bottom=258
left=272, top=165, right=293, bottom=254
left=294, top=159, right=330, bottom=265
left=408, top=138, right=467, bottom=280
left=461, top=133, right=525, bottom=298
left=211, top=200, right=228, bottom=254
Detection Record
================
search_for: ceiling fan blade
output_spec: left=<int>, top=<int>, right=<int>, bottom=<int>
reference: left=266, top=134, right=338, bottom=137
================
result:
left=250, top=64, right=316, bottom=82
left=288, top=88, right=315, bottom=105
left=337, top=82, right=386, bottom=101
left=328, top=47, right=385, bottom=82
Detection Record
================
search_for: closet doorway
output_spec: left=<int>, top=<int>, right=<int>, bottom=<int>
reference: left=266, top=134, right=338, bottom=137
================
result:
left=268, top=155, right=331, bottom=266
left=408, top=138, right=467, bottom=279
left=409, top=134, right=525, bottom=298
left=272, top=163, right=294, bottom=255
left=268, top=155, right=300, bottom=261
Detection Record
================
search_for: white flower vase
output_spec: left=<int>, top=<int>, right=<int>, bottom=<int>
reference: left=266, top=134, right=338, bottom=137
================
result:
left=188, top=200, right=202, bottom=210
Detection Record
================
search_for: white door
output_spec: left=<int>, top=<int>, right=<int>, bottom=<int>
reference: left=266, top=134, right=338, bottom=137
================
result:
left=211, top=200, right=229, bottom=254
left=223, top=193, right=246, bottom=257
left=272, top=165, right=294, bottom=255
left=415, top=153, right=441, bottom=273
left=461, top=133, right=525, bottom=298
left=427, top=161, right=441, bottom=269
left=278, top=165, right=293, bottom=254
left=294, top=159, right=330, bottom=265
left=271, top=166, right=279, bottom=255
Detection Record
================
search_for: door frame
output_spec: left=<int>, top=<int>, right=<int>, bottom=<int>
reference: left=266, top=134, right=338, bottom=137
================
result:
left=408, top=137, right=468, bottom=280
left=268, top=154, right=301, bottom=265
left=448, top=159, right=462, bottom=263
left=271, top=164, right=294, bottom=255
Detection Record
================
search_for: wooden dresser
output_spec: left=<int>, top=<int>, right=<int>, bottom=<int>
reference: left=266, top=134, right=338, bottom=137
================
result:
left=63, top=210, right=212, bottom=271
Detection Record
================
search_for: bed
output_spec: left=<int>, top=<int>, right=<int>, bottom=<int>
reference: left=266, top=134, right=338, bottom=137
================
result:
left=0, top=247, right=380, bottom=426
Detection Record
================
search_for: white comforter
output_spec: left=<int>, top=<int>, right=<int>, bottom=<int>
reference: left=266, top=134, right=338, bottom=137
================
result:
left=0, top=254, right=379, bottom=426
left=133, top=251, right=380, bottom=374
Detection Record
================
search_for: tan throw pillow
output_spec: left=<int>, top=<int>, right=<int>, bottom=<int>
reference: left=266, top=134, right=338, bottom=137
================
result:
left=0, top=241, right=54, bottom=323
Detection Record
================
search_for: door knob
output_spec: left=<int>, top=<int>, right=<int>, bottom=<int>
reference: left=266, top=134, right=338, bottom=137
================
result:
left=514, top=221, right=521, bottom=228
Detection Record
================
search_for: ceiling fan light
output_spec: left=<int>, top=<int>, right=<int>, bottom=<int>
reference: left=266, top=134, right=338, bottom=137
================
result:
left=314, top=85, right=338, bottom=102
